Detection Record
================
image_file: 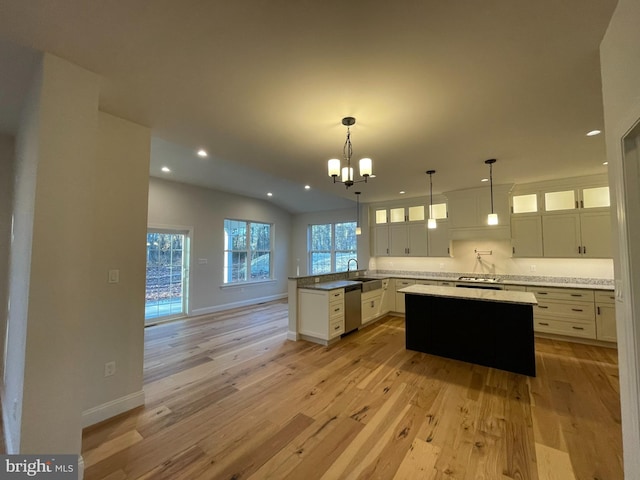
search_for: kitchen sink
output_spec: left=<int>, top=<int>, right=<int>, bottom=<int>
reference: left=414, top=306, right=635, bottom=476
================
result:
left=351, top=277, right=383, bottom=293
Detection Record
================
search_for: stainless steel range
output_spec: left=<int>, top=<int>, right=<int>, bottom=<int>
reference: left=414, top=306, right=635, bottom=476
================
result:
left=456, top=276, right=504, bottom=290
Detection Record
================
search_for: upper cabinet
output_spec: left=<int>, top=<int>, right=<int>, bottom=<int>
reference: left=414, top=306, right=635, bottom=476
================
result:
left=510, top=175, right=612, bottom=258
left=371, top=197, right=450, bottom=258
left=446, top=185, right=512, bottom=240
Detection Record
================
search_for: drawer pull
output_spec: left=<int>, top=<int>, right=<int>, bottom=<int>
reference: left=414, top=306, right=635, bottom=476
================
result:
left=334, top=325, right=340, bottom=330
left=538, top=305, right=549, bottom=309
left=537, top=292, right=548, bottom=295
left=572, top=326, right=585, bottom=330
left=570, top=294, right=583, bottom=297
left=539, top=322, right=549, bottom=326
left=571, top=308, right=584, bottom=312
left=334, top=308, right=340, bottom=312
left=597, top=306, right=601, bottom=315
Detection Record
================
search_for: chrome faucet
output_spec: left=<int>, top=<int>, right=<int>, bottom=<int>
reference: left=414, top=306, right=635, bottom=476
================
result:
left=347, top=258, right=358, bottom=272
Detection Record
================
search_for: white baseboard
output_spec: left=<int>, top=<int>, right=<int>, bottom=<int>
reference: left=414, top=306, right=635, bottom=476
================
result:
left=82, top=390, right=145, bottom=428
left=191, top=293, right=287, bottom=317
left=78, top=455, right=84, bottom=480
left=286, top=330, right=299, bottom=341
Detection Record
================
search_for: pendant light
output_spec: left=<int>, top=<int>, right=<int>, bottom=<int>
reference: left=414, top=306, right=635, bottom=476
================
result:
left=485, top=159, right=498, bottom=225
left=355, top=191, right=362, bottom=235
left=426, top=170, right=437, bottom=229
left=327, top=117, right=374, bottom=188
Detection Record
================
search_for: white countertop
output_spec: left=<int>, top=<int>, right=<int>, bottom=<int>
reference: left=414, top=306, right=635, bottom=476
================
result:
left=399, top=285, right=538, bottom=305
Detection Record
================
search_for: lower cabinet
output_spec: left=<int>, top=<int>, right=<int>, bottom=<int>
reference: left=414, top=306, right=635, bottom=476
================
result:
left=528, top=286, right=602, bottom=341
left=395, top=279, right=416, bottom=313
left=595, top=291, right=617, bottom=342
left=298, top=288, right=345, bottom=342
left=381, top=278, right=395, bottom=313
left=361, top=289, right=383, bottom=325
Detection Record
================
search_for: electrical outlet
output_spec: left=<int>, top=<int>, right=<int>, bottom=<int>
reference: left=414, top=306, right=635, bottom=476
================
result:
left=104, top=361, right=116, bottom=377
left=530, top=265, right=536, bottom=272
left=314, top=277, right=320, bottom=283
left=108, top=269, right=119, bottom=284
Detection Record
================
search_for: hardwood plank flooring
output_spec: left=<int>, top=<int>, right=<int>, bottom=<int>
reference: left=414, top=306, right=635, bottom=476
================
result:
left=82, top=299, right=624, bottom=479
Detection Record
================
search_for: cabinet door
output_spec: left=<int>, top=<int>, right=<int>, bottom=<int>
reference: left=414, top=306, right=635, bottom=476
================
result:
left=511, top=216, right=543, bottom=257
left=542, top=213, right=581, bottom=258
left=580, top=211, right=612, bottom=258
left=407, top=223, right=428, bottom=256
left=374, top=226, right=390, bottom=256
left=596, top=304, right=617, bottom=342
left=428, top=221, right=450, bottom=257
left=389, top=224, right=409, bottom=256
left=448, top=190, right=479, bottom=228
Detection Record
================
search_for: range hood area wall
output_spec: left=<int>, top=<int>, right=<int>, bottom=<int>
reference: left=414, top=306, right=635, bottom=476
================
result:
left=371, top=239, right=614, bottom=280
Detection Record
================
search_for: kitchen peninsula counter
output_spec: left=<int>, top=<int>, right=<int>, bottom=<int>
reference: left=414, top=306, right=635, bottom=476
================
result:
left=400, top=285, right=537, bottom=376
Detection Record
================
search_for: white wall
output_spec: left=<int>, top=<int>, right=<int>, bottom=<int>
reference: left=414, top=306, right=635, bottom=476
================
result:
left=81, top=112, right=150, bottom=426
left=0, top=134, right=14, bottom=383
left=4, top=53, right=99, bottom=454
left=600, top=1, right=640, bottom=477
left=147, top=177, right=291, bottom=315
left=373, top=239, right=614, bottom=279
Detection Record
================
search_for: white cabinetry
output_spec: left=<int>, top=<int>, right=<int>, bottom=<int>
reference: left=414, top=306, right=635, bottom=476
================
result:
left=428, top=220, right=451, bottom=257
left=381, top=278, right=395, bottom=313
left=446, top=185, right=511, bottom=239
left=374, top=226, right=390, bottom=256
left=394, top=279, right=416, bottom=313
left=527, top=286, right=596, bottom=339
left=389, top=223, right=428, bottom=256
left=511, top=216, right=543, bottom=257
left=298, top=288, right=345, bottom=343
left=595, top=291, right=617, bottom=342
left=361, top=289, right=383, bottom=325
left=542, top=211, right=612, bottom=258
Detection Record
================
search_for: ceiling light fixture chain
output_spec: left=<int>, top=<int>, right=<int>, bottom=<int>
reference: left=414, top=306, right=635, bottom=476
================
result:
left=327, top=117, right=373, bottom=189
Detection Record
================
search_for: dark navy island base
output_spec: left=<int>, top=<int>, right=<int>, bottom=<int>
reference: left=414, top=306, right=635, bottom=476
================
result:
left=404, top=292, right=536, bottom=377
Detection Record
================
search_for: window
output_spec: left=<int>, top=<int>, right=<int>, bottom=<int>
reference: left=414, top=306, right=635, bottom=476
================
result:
left=308, top=222, right=357, bottom=274
left=223, top=219, right=272, bottom=284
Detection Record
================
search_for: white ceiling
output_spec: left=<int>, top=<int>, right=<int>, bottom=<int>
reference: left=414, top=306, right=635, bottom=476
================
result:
left=0, top=0, right=617, bottom=213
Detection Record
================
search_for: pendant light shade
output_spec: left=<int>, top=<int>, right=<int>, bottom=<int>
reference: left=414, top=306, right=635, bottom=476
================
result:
left=426, top=170, right=437, bottom=229
left=355, top=191, right=362, bottom=235
left=485, top=159, right=498, bottom=226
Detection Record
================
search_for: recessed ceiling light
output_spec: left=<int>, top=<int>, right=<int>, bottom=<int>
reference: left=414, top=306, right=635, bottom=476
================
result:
left=481, top=178, right=489, bottom=182
left=586, top=130, right=601, bottom=136
left=304, top=185, right=311, bottom=190
left=399, top=191, right=406, bottom=195
left=603, top=161, right=609, bottom=165
left=267, top=192, right=273, bottom=197
left=161, top=166, right=171, bottom=173
left=197, top=149, right=208, bottom=157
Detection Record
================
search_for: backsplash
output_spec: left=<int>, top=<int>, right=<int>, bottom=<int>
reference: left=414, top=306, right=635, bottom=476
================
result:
left=370, top=239, right=614, bottom=280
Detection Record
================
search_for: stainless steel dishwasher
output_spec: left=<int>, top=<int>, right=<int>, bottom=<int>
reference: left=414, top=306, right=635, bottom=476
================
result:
left=343, top=284, right=362, bottom=335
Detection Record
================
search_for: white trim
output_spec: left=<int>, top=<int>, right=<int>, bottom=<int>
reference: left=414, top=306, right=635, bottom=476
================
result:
left=287, top=330, right=299, bottom=341
left=219, top=279, right=278, bottom=290
left=78, top=455, right=84, bottom=480
left=191, top=293, right=287, bottom=316
left=81, top=390, right=145, bottom=428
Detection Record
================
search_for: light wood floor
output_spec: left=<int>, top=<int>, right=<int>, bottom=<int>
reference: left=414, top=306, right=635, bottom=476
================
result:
left=82, top=300, right=623, bottom=479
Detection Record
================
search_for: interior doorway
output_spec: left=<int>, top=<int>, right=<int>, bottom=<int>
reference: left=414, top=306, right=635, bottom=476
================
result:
left=145, top=229, right=190, bottom=324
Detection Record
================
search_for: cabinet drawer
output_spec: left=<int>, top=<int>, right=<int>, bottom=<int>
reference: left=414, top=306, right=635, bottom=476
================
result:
left=329, top=318, right=344, bottom=337
left=329, top=301, right=344, bottom=319
left=534, top=300, right=594, bottom=321
left=328, top=289, right=344, bottom=301
left=595, top=291, right=616, bottom=303
left=362, top=289, right=382, bottom=301
left=438, top=281, right=455, bottom=286
left=534, top=318, right=596, bottom=339
left=416, top=279, right=437, bottom=285
left=527, top=286, right=594, bottom=302
left=395, top=279, right=415, bottom=290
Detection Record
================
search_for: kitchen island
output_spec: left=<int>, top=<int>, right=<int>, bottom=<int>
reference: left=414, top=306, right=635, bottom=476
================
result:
left=399, top=285, right=538, bottom=376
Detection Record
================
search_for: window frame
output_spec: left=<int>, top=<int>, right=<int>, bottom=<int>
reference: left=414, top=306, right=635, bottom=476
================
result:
left=308, top=221, right=357, bottom=274
left=223, top=218, right=273, bottom=284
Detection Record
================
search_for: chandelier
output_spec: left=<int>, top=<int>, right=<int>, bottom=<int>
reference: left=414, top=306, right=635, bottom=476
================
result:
left=327, top=117, right=373, bottom=188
